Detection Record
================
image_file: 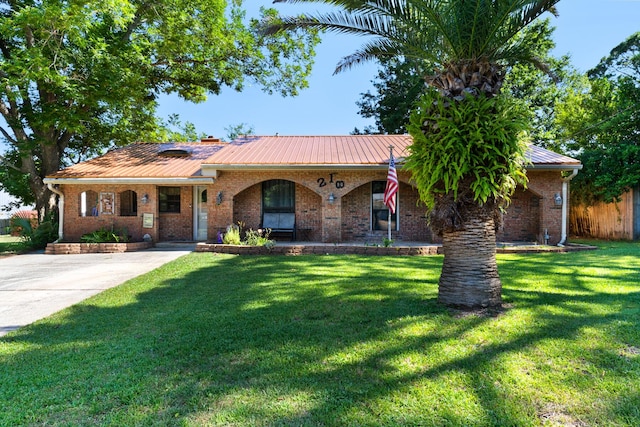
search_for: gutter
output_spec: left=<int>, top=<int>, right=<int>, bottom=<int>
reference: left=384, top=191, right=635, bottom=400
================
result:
left=201, top=162, right=577, bottom=174
left=42, top=177, right=215, bottom=185
left=558, top=168, right=580, bottom=247
left=526, top=164, right=582, bottom=171
left=201, top=164, right=392, bottom=176
left=47, top=182, right=64, bottom=243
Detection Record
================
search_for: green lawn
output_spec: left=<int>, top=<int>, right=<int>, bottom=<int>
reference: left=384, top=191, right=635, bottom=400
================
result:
left=0, top=234, right=27, bottom=255
left=1, top=241, right=639, bottom=426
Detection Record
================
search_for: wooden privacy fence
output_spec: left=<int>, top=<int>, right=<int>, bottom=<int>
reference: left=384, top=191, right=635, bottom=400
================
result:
left=571, top=190, right=636, bottom=240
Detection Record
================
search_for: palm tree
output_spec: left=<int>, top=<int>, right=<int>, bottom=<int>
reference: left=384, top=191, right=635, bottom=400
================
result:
left=265, top=0, right=560, bottom=309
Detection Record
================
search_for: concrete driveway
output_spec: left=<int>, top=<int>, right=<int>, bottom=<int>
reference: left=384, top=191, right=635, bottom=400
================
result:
left=0, top=245, right=194, bottom=336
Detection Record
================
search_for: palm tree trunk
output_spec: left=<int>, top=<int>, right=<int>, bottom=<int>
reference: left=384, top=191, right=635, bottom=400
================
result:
left=438, top=213, right=502, bottom=308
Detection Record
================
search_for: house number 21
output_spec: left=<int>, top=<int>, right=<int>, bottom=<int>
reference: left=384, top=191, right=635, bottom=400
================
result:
left=317, top=173, right=345, bottom=189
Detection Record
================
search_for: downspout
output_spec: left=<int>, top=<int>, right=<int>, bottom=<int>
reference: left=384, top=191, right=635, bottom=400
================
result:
left=558, top=169, right=579, bottom=247
left=47, top=182, right=64, bottom=242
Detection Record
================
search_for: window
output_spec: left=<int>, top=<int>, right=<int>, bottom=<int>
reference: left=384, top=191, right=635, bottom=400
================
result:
left=372, top=181, right=397, bottom=231
left=159, top=187, right=181, bottom=213
left=262, top=180, right=295, bottom=213
left=119, top=190, right=137, bottom=216
left=79, top=190, right=99, bottom=217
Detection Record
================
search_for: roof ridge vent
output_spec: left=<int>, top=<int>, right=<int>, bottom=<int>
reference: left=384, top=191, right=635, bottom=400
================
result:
left=158, top=148, right=191, bottom=157
left=201, top=136, right=222, bottom=144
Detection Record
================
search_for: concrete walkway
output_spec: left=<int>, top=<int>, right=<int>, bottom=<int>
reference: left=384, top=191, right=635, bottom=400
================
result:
left=0, top=244, right=194, bottom=336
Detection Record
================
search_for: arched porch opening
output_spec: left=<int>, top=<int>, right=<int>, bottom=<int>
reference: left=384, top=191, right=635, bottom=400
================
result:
left=341, top=180, right=432, bottom=243
left=232, top=179, right=322, bottom=241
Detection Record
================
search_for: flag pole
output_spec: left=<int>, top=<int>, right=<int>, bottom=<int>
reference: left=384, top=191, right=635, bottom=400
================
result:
left=387, top=145, right=394, bottom=242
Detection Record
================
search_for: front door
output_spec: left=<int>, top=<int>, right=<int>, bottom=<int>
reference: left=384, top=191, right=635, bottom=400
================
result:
left=195, top=186, right=208, bottom=241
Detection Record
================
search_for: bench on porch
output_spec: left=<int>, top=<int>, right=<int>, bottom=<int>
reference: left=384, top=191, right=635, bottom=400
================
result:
left=262, top=212, right=296, bottom=241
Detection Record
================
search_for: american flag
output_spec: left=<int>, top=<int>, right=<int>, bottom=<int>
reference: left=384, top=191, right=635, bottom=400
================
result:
left=383, top=153, right=398, bottom=214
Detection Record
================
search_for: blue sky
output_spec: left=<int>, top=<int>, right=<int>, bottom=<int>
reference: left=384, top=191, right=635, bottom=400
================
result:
left=156, top=0, right=640, bottom=140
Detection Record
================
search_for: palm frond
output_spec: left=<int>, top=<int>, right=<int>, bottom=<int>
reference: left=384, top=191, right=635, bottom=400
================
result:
left=333, top=39, right=400, bottom=74
left=519, top=0, right=559, bottom=24
left=264, top=10, right=392, bottom=38
left=264, top=1, right=447, bottom=70
left=267, top=0, right=561, bottom=80
left=333, top=36, right=434, bottom=74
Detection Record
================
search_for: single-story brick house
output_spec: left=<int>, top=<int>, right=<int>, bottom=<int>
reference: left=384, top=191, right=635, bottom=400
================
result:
left=43, top=135, right=581, bottom=245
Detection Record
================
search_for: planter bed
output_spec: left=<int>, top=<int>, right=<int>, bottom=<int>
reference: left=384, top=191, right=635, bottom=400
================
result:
left=195, top=243, right=443, bottom=256
left=195, top=242, right=597, bottom=256
left=45, top=241, right=153, bottom=255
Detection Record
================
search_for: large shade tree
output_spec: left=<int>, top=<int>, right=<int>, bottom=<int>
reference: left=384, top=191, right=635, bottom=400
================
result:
left=557, top=32, right=640, bottom=206
left=0, top=0, right=318, bottom=218
left=267, top=0, right=559, bottom=308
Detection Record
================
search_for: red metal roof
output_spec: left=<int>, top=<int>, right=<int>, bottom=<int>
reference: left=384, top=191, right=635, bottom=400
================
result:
left=46, top=136, right=580, bottom=180
left=204, top=135, right=413, bottom=166
left=204, top=135, right=581, bottom=169
left=48, top=142, right=226, bottom=179
left=526, top=145, right=581, bottom=167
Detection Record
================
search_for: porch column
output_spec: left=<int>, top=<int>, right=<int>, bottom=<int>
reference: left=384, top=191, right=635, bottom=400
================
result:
left=322, top=194, right=341, bottom=243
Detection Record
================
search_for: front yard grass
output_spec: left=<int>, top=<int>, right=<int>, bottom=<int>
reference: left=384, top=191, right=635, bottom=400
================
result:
left=1, top=240, right=639, bottom=426
left=0, top=234, right=27, bottom=255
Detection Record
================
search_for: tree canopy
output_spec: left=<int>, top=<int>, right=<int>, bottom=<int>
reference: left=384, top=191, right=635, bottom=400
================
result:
left=0, top=0, right=319, bottom=216
left=355, top=56, right=426, bottom=134
left=557, top=32, right=640, bottom=204
left=355, top=19, right=575, bottom=149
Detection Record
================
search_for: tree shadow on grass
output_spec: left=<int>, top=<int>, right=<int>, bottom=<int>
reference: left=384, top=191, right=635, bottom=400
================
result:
left=0, top=250, right=639, bottom=426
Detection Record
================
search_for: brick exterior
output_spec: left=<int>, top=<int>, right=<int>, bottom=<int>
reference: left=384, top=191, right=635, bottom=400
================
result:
left=56, top=169, right=568, bottom=245
left=499, top=187, right=541, bottom=242
left=340, top=181, right=432, bottom=242
left=61, top=184, right=159, bottom=242
left=158, top=186, right=193, bottom=241
left=522, top=170, right=567, bottom=245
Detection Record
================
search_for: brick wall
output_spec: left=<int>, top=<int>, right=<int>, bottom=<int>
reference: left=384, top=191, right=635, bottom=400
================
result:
left=61, top=184, right=158, bottom=242
left=340, top=181, right=432, bottom=242
left=158, top=186, right=193, bottom=241
left=232, top=183, right=261, bottom=232
left=57, top=168, right=569, bottom=244
left=295, top=185, right=323, bottom=241
left=232, top=182, right=323, bottom=241
left=398, top=182, right=433, bottom=242
left=341, top=183, right=370, bottom=241
left=211, top=169, right=436, bottom=243
left=499, top=187, right=541, bottom=242
left=525, top=170, right=566, bottom=245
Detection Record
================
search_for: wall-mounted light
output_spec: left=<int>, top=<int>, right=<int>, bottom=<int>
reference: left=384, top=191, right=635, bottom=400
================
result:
left=141, top=194, right=149, bottom=204
left=328, top=193, right=336, bottom=204
left=216, top=191, right=223, bottom=205
left=554, top=193, right=563, bottom=206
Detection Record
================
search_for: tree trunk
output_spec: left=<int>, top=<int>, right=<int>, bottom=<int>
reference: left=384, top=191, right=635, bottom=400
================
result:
left=438, top=213, right=502, bottom=309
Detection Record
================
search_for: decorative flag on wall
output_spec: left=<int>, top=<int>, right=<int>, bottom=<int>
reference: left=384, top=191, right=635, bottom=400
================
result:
left=383, top=153, right=398, bottom=214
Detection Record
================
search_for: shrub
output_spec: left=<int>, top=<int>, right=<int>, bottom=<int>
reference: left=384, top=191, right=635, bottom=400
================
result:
left=12, top=212, right=58, bottom=249
left=244, top=228, right=275, bottom=249
left=81, top=226, right=129, bottom=243
left=222, top=224, right=242, bottom=245
left=222, top=223, right=274, bottom=248
left=10, top=210, right=37, bottom=237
